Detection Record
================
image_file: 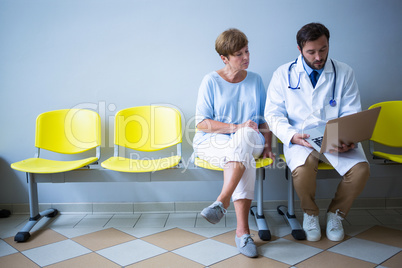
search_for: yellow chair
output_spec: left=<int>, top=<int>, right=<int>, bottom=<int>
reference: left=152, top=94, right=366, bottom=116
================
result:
left=11, top=109, right=101, bottom=242
left=101, top=106, right=182, bottom=172
left=194, top=156, right=273, bottom=241
left=369, top=101, right=402, bottom=163
left=276, top=138, right=334, bottom=240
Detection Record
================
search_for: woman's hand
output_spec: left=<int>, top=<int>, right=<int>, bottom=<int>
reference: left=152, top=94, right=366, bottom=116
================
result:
left=237, top=120, right=259, bottom=132
left=262, top=147, right=275, bottom=160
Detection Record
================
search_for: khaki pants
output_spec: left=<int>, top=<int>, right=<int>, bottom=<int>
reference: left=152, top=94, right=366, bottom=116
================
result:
left=292, top=153, right=370, bottom=217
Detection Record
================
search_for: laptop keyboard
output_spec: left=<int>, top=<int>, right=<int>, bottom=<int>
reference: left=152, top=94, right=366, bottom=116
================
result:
left=312, top=136, right=323, bottom=147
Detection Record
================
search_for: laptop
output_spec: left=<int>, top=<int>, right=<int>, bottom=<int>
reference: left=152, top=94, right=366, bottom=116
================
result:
left=303, top=107, right=381, bottom=153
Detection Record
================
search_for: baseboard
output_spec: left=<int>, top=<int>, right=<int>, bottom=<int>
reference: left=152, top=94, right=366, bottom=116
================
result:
left=1, top=197, right=401, bottom=215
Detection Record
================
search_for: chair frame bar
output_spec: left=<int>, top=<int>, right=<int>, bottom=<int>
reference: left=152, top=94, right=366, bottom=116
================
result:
left=249, top=167, right=271, bottom=241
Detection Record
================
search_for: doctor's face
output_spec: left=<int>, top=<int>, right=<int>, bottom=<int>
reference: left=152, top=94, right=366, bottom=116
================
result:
left=298, top=35, right=329, bottom=70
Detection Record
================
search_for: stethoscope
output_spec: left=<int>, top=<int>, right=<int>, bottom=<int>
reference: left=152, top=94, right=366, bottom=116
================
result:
left=288, top=58, right=337, bottom=107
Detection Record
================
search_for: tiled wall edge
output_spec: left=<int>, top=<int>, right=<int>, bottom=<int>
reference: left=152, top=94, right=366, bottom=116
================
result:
left=1, top=197, right=401, bottom=214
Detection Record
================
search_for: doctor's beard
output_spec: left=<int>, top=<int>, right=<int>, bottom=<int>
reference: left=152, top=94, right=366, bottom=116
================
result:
left=302, top=53, right=328, bottom=70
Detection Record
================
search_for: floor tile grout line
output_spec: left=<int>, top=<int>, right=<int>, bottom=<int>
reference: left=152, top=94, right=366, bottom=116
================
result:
left=378, top=250, right=402, bottom=267
left=133, top=213, right=143, bottom=228
left=102, top=214, right=114, bottom=228
left=163, top=213, right=170, bottom=228
left=72, top=213, right=88, bottom=228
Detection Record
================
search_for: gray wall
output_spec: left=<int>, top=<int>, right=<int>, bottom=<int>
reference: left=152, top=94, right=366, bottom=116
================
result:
left=1, top=0, right=402, bottom=204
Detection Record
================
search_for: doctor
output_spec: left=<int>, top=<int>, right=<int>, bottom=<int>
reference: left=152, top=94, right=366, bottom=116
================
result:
left=265, top=23, right=370, bottom=242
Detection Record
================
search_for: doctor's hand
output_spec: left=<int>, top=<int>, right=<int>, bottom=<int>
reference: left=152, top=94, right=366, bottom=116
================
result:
left=329, top=143, right=355, bottom=154
left=291, top=133, right=314, bottom=148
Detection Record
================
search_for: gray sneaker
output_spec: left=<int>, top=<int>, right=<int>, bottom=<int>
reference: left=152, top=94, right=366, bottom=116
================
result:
left=235, top=234, right=258, bottom=258
left=200, top=201, right=227, bottom=224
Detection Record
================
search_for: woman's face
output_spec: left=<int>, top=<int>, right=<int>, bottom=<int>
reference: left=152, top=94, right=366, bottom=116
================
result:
left=224, top=46, right=249, bottom=71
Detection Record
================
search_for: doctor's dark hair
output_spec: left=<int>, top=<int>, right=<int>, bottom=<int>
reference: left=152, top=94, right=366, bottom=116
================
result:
left=215, top=28, right=248, bottom=58
left=297, top=23, right=330, bottom=50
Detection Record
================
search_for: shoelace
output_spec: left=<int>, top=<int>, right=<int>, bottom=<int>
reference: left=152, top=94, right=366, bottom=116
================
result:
left=213, top=203, right=227, bottom=215
left=305, top=215, right=319, bottom=231
left=328, top=209, right=343, bottom=230
left=240, top=234, right=254, bottom=247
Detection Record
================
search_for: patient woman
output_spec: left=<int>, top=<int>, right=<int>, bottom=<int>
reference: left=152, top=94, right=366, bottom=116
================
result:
left=193, top=28, right=274, bottom=258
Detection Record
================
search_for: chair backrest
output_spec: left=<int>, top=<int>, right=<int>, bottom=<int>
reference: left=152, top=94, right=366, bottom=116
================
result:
left=114, top=106, right=182, bottom=152
left=35, top=109, right=101, bottom=154
left=369, top=101, right=402, bottom=148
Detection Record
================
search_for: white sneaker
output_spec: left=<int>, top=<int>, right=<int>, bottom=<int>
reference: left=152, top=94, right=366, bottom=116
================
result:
left=303, top=213, right=321, bottom=241
left=326, top=210, right=344, bottom=241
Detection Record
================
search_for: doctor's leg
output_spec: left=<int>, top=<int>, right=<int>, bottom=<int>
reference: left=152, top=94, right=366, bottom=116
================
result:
left=328, top=162, right=370, bottom=216
left=292, top=153, right=320, bottom=216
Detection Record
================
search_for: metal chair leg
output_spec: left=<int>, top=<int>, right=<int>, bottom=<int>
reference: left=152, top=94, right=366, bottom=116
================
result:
left=250, top=168, right=271, bottom=241
left=14, top=173, right=58, bottom=242
left=277, top=168, right=306, bottom=240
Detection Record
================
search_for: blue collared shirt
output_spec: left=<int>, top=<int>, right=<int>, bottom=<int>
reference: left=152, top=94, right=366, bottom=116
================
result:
left=302, top=56, right=323, bottom=79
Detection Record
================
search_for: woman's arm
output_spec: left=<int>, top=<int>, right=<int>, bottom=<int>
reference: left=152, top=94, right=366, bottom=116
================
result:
left=259, top=122, right=275, bottom=159
left=197, top=119, right=259, bottom=134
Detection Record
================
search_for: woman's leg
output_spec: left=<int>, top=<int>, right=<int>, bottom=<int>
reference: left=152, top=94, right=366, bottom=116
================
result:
left=234, top=198, right=252, bottom=237
left=217, top=161, right=246, bottom=209
left=229, top=128, right=263, bottom=237
left=197, top=128, right=263, bottom=229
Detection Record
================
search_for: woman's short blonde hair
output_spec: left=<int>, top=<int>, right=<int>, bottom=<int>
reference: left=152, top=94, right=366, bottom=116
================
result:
left=215, top=28, right=248, bottom=57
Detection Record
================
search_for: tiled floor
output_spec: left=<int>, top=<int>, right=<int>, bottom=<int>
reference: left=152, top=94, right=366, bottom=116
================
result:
left=0, top=208, right=402, bottom=267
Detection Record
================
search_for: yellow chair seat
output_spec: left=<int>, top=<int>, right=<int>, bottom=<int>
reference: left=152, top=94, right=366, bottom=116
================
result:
left=368, top=101, right=402, bottom=163
left=373, top=151, right=402, bottom=163
left=101, top=155, right=181, bottom=173
left=11, top=157, right=98, bottom=174
left=194, top=157, right=273, bottom=171
left=279, top=154, right=333, bottom=170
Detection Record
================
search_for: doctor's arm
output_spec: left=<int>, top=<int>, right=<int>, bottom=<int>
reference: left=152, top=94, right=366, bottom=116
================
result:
left=331, top=66, right=361, bottom=153
left=265, top=72, right=300, bottom=146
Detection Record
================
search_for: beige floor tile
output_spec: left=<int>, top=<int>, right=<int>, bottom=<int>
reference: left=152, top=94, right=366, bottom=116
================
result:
left=355, top=225, right=402, bottom=248
left=296, top=251, right=376, bottom=268
left=141, top=228, right=205, bottom=251
left=210, top=254, right=288, bottom=268
left=3, top=229, right=67, bottom=251
left=72, top=228, right=136, bottom=251
left=45, top=252, right=120, bottom=268
left=282, top=230, right=351, bottom=250
left=126, top=252, right=204, bottom=268
left=0, top=252, right=40, bottom=268
left=380, top=251, right=402, bottom=268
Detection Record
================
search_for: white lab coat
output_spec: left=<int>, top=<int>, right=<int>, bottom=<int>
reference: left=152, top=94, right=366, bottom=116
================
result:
left=265, top=55, right=367, bottom=176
